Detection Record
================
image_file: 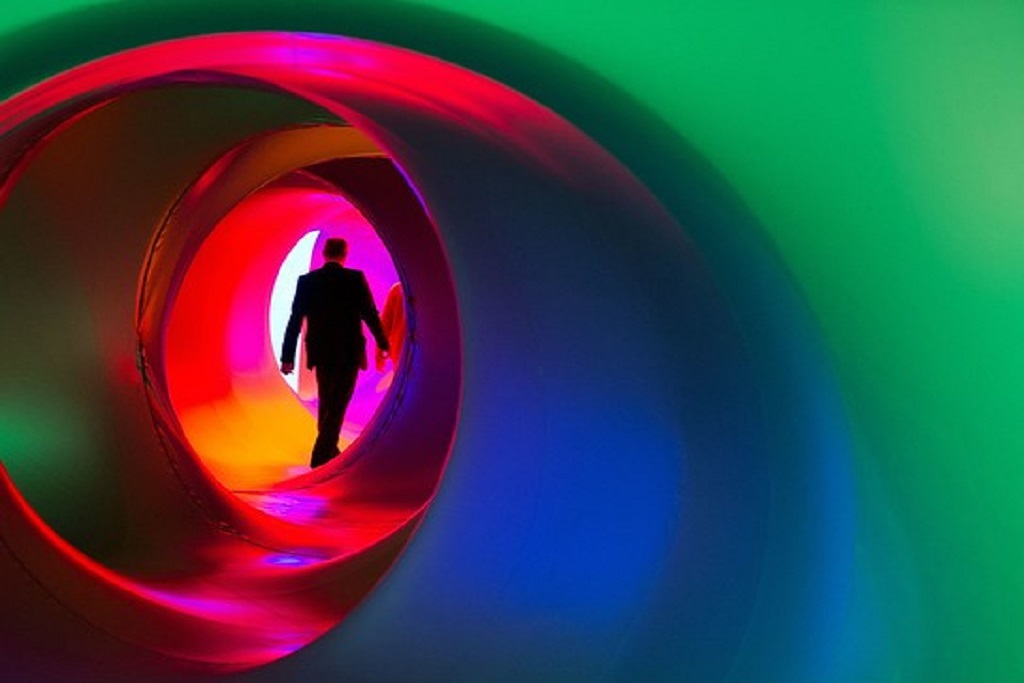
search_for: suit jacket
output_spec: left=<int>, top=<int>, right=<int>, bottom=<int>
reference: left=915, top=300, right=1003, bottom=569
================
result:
left=281, top=262, right=389, bottom=371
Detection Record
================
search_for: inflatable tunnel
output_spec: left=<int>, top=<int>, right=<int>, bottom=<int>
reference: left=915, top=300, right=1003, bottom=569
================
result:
left=1, top=3, right=1022, bottom=682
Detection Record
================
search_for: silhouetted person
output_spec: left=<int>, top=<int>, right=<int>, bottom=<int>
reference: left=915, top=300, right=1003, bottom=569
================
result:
left=375, top=282, right=407, bottom=371
left=281, top=238, right=389, bottom=468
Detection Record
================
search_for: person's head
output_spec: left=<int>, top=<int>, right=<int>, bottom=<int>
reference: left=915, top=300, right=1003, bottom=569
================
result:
left=323, top=237, right=348, bottom=263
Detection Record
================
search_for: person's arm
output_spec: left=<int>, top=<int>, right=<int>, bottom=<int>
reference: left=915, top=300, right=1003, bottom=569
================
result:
left=281, top=277, right=307, bottom=374
left=358, top=274, right=390, bottom=354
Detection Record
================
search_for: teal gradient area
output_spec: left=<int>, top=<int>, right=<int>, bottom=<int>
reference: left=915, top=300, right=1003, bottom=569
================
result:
left=0, top=3, right=1021, bottom=682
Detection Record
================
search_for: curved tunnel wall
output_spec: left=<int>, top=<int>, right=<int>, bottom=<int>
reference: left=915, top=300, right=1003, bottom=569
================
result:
left=0, top=31, right=850, bottom=682
left=0, top=86, right=334, bottom=558
left=0, top=3, right=1020, bottom=683
left=0, top=71, right=467, bottom=670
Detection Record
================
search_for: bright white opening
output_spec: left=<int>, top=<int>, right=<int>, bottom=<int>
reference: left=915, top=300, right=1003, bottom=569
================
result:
left=270, top=229, right=320, bottom=393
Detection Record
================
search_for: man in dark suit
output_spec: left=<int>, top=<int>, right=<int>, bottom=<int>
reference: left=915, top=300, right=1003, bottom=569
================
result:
left=280, top=237, right=390, bottom=468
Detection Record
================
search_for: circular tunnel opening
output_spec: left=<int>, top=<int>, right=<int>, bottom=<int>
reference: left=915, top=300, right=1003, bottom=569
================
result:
left=162, top=154, right=412, bottom=491
left=0, top=36, right=470, bottom=668
left=0, top=27, right=854, bottom=680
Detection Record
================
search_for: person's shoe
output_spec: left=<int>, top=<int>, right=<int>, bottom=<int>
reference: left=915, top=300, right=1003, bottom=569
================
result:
left=310, top=447, right=342, bottom=469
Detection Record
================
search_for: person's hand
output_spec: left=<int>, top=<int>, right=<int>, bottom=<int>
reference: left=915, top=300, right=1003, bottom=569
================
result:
left=281, top=361, right=295, bottom=375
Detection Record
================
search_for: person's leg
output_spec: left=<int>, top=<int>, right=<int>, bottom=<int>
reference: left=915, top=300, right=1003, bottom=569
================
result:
left=311, top=363, right=359, bottom=468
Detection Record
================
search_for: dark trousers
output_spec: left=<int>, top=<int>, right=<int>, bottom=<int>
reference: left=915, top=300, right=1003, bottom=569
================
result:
left=311, top=362, right=360, bottom=468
